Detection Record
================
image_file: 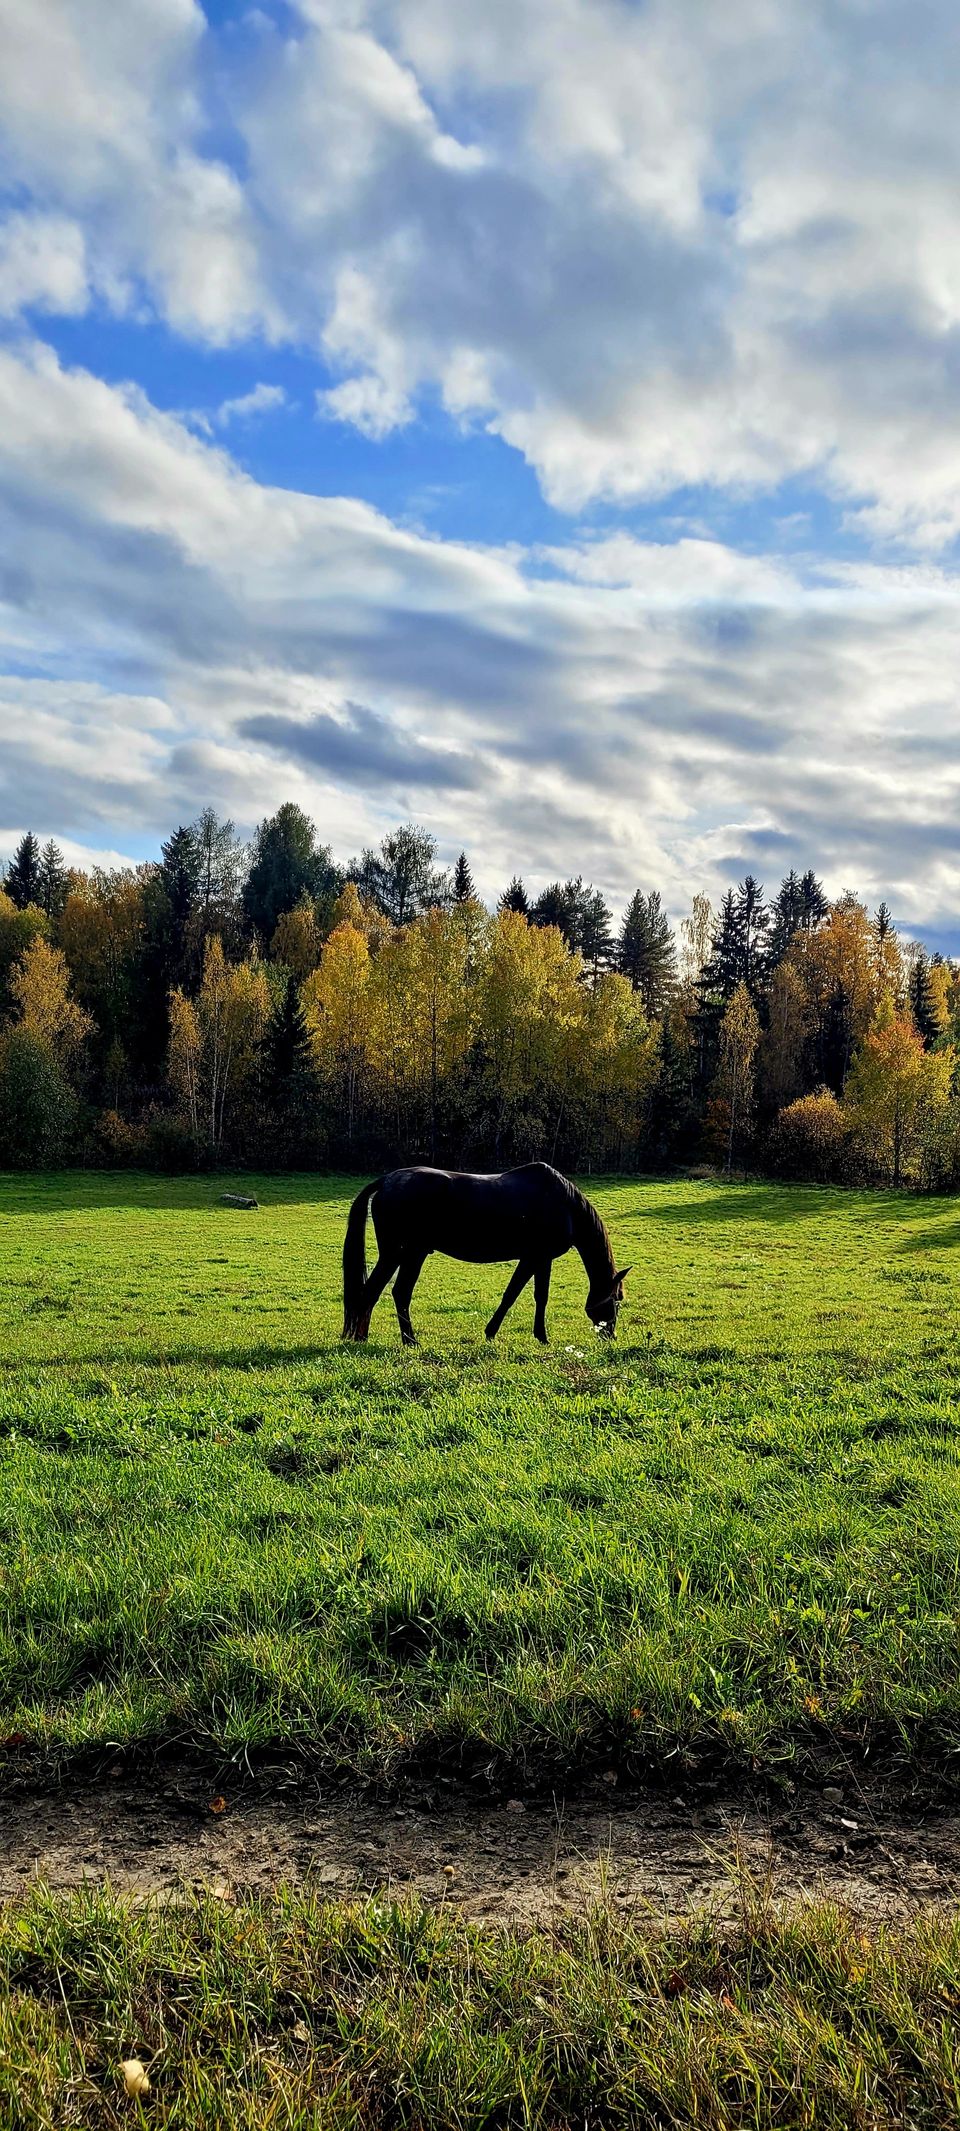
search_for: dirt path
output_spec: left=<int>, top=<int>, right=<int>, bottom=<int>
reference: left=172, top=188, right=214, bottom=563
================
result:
left=4, top=1775, right=960, bottom=1921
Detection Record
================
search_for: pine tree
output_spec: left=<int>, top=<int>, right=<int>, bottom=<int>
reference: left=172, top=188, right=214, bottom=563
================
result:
left=5, top=832, right=41, bottom=909
left=499, top=877, right=529, bottom=915
left=453, top=852, right=476, bottom=903
left=37, top=840, right=67, bottom=920
left=617, top=890, right=677, bottom=1014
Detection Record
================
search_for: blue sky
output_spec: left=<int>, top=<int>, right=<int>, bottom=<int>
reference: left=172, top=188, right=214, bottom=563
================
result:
left=2, top=0, right=960, bottom=941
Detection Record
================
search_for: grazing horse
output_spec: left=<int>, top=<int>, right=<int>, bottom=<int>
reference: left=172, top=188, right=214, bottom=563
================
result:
left=341, top=1161, right=630, bottom=1346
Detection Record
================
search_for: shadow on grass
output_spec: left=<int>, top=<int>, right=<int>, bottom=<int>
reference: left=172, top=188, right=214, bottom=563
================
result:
left=624, top=1183, right=846, bottom=1225
left=618, top=1181, right=939, bottom=1230
left=0, top=1341, right=339, bottom=1372
left=0, top=1336, right=511, bottom=1372
left=0, top=1170, right=357, bottom=1215
left=897, top=1219, right=960, bottom=1253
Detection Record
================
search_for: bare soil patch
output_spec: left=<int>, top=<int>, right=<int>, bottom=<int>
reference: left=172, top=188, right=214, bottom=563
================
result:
left=4, top=1774, right=960, bottom=1921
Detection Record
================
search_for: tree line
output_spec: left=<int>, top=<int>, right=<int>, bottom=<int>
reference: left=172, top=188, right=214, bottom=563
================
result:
left=1, top=808, right=958, bottom=1187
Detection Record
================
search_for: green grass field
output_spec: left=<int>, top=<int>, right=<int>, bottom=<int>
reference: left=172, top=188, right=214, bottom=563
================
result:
left=3, top=1170, right=960, bottom=1786
left=6, top=1878, right=960, bottom=2131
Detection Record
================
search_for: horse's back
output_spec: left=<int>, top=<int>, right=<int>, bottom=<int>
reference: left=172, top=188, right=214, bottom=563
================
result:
left=374, top=1162, right=574, bottom=1263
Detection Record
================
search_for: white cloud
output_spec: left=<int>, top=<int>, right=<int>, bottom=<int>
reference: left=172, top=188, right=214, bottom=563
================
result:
left=0, top=212, right=88, bottom=319
left=212, top=382, right=288, bottom=428
left=5, top=0, right=960, bottom=541
left=1, top=340, right=960, bottom=933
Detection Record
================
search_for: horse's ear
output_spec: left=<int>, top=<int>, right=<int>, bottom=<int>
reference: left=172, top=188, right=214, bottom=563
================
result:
left=614, top=1266, right=632, bottom=1284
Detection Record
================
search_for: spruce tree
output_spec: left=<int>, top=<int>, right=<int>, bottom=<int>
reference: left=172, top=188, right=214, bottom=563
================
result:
left=736, top=876, right=769, bottom=993
left=530, top=881, right=576, bottom=941
left=702, top=889, right=743, bottom=1002
left=909, top=951, right=941, bottom=1047
left=266, top=972, right=316, bottom=1098
left=5, top=832, right=41, bottom=909
left=799, top=869, right=828, bottom=931
left=578, top=887, right=613, bottom=976
left=453, top=851, right=476, bottom=903
left=159, top=824, right=203, bottom=982
left=243, top=804, right=338, bottom=942
left=767, top=871, right=803, bottom=968
left=263, top=972, right=321, bottom=1161
left=617, top=890, right=677, bottom=1014
left=37, top=839, right=67, bottom=920
left=499, top=876, right=529, bottom=915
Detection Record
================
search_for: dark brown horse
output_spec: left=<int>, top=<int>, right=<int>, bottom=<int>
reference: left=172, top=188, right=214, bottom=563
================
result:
left=342, top=1162, right=629, bottom=1346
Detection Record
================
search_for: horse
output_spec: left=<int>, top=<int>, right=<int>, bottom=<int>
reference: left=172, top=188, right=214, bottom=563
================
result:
left=341, top=1161, right=630, bottom=1346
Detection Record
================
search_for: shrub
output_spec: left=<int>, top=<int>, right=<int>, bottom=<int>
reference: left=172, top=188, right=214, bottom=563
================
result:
left=769, top=1089, right=848, bottom=1182
left=0, top=1028, right=76, bottom=1167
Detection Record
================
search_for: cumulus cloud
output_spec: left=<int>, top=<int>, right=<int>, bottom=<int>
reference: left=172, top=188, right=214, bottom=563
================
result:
left=1, top=340, right=960, bottom=934
left=4, top=0, right=960, bottom=541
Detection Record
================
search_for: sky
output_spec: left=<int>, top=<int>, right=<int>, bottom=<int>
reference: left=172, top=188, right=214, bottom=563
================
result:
left=2, top=1, right=960, bottom=942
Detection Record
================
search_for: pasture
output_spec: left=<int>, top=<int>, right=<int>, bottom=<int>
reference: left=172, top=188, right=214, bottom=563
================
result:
left=3, top=1170, right=960, bottom=1789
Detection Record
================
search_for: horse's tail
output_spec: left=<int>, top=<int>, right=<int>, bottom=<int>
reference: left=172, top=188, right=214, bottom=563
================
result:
left=342, top=1177, right=383, bottom=1339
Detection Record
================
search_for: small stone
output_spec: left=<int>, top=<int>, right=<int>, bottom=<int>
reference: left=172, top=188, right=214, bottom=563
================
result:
left=505, top=1799, right=525, bottom=1813
left=823, top=1786, right=843, bottom=1805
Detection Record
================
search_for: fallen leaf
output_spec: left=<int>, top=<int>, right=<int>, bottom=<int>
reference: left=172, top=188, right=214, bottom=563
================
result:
left=120, top=2058, right=151, bottom=2098
left=209, top=1795, right=227, bottom=1816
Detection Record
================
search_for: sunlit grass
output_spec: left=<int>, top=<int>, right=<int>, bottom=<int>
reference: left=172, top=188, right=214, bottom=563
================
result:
left=4, top=1877, right=960, bottom=2130
left=3, top=1170, right=960, bottom=1783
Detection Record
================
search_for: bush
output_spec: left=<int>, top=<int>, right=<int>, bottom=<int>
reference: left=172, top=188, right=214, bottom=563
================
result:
left=0, top=1028, right=76, bottom=1167
left=769, top=1089, right=848, bottom=1182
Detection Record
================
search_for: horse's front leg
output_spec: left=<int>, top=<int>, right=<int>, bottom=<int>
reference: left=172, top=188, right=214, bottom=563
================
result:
left=393, top=1249, right=426, bottom=1347
left=485, top=1259, right=533, bottom=1340
left=533, top=1259, right=552, bottom=1344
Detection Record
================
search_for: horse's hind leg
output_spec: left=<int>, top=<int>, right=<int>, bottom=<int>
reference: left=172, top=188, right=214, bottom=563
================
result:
left=485, top=1259, right=533, bottom=1341
left=392, top=1249, right=426, bottom=1347
left=352, top=1249, right=400, bottom=1340
left=533, top=1259, right=552, bottom=1344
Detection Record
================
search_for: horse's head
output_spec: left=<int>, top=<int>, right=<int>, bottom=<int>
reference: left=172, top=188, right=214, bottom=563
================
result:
left=586, top=1267, right=631, bottom=1339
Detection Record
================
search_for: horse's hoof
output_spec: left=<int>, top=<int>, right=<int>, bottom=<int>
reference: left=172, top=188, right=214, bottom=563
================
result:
left=484, top=1323, right=497, bottom=1341
left=534, top=1331, right=548, bottom=1345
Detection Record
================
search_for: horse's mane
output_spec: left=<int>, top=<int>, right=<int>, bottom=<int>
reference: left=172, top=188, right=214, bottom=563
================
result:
left=564, top=1177, right=616, bottom=1282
